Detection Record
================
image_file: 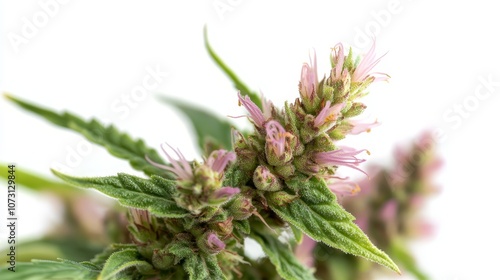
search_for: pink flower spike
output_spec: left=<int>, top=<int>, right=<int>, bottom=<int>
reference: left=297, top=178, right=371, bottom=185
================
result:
left=352, top=41, right=388, bottom=83
left=314, top=101, right=345, bottom=128
left=314, top=146, right=368, bottom=175
left=238, top=92, right=265, bottom=127
left=332, top=43, right=346, bottom=79
left=299, top=50, right=318, bottom=101
left=348, top=119, right=381, bottom=135
left=146, top=143, right=193, bottom=181
left=265, top=120, right=288, bottom=157
left=327, top=180, right=361, bottom=197
left=207, top=233, right=226, bottom=251
left=206, top=150, right=236, bottom=173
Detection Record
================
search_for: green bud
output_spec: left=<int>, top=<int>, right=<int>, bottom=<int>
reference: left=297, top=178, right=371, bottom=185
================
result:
left=253, top=165, right=283, bottom=192
left=152, top=248, right=174, bottom=270
left=274, top=163, right=296, bottom=178
left=343, top=102, right=366, bottom=118
left=266, top=191, right=298, bottom=206
left=227, top=194, right=256, bottom=220
left=197, top=231, right=226, bottom=255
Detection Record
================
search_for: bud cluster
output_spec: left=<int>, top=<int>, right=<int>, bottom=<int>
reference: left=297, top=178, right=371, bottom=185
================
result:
left=233, top=42, right=387, bottom=200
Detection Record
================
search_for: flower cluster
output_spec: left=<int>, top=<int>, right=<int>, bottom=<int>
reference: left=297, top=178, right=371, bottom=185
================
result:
left=233, top=42, right=386, bottom=202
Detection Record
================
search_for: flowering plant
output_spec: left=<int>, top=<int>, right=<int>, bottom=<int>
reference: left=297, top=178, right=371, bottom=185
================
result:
left=0, top=30, right=437, bottom=280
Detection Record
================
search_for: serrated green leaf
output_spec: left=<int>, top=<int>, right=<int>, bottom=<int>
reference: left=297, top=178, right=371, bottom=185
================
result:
left=0, top=164, right=81, bottom=199
left=0, top=259, right=100, bottom=280
left=159, top=96, right=233, bottom=153
left=183, top=254, right=226, bottom=280
left=98, top=248, right=154, bottom=280
left=52, top=170, right=189, bottom=218
left=4, top=94, right=172, bottom=178
left=250, top=227, right=316, bottom=280
left=267, top=175, right=400, bottom=274
left=204, top=26, right=262, bottom=109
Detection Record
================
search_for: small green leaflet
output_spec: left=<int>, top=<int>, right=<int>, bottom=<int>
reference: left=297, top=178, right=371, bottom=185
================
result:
left=159, top=96, right=234, bottom=153
left=267, top=175, right=400, bottom=274
left=0, top=164, right=81, bottom=199
left=204, top=26, right=262, bottom=109
left=0, top=259, right=100, bottom=280
left=183, top=253, right=226, bottom=280
left=52, top=170, right=189, bottom=218
left=5, top=94, right=172, bottom=178
left=98, top=249, right=154, bottom=280
left=250, top=227, right=316, bottom=280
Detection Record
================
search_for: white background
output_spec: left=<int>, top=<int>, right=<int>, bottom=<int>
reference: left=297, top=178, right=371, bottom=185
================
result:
left=1, top=1, right=499, bottom=279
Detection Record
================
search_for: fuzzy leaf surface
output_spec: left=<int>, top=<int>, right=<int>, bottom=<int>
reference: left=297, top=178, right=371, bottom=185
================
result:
left=267, top=175, right=400, bottom=274
left=5, top=94, right=171, bottom=178
left=251, top=227, right=316, bottom=280
left=183, top=254, right=226, bottom=280
left=98, top=248, right=154, bottom=280
left=52, top=170, right=188, bottom=218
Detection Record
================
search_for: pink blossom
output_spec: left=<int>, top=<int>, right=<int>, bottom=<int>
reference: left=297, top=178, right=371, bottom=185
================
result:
left=327, top=179, right=361, bottom=197
left=207, top=233, right=226, bottom=251
left=348, top=119, right=380, bottom=135
left=265, top=120, right=288, bottom=157
left=352, top=41, right=389, bottom=83
left=295, top=235, right=317, bottom=268
left=331, top=43, right=346, bottom=79
left=314, top=146, right=368, bottom=175
left=380, top=200, right=398, bottom=221
left=206, top=149, right=236, bottom=173
left=146, top=143, right=193, bottom=181
left=238, top=92, right=265, bottom=127
left=314, top=100, right=345, bottom=128
left=212, top=187, right=240, bottom=200
left=299, top=50, right=318, bottom=101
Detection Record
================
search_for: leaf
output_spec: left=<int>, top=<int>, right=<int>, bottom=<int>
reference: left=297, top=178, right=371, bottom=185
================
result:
left=52, top=170, right=189, bottom=218
left=267, top=175, right=400, bottom=274
left=4, top=94, right=172, bottom=178
left=98, top=248, right=154, bottom=280
left=0, top=164, right=81, bottom=199
left=390, top=239, right=429, bottom=280
left=250, top=226, right=316, bottom=280
left=0, top=259, right=100, bottom=280
left=183, top=253, right=226, bottom=280
left=204, top=26, right=262, bottom=109
left=159, top=96, right=233, bottom=153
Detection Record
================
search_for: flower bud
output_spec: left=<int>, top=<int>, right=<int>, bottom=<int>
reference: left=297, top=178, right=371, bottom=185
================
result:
left=266, top=191, right=298, bottom=206
left=198, top=232, right=226, bottom=255
left=152, top=248, right=174, bottom=270
left=227, top=195, right=256, bottom=220
left=210, top=217, right=234, bottom=237
left=265, top=121, right=294, bottom=166
left=253, top=165, right=283, bottom=192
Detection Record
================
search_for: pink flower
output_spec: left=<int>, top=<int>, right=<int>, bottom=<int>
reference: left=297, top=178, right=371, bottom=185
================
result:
left=380, top=200, right=398, bottom=221
left=238, top=92, right=265, bottom=127
left=327, top=179, right=361, bottom=197
left=348, top=119, right=380, bottom=135
left=206, top=149, right=236, bottom=173
left=314, top=146, right=368, bottom=175
left=146, top=143, right=193, bottom=181
left=352, top=41, right=389, bottom=83
left=299, top=50, right=318, bottom=101
left=207, top=233, right=226, bottom=251
left=295, top=235, right=317, bottom=268
left=331, top=43, right=347, bottom=80
left=213, top=187, right=240, bottom=200
left=265, top=120, right=289, bottom=157
left=314, top=100, right=345, bottom=128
